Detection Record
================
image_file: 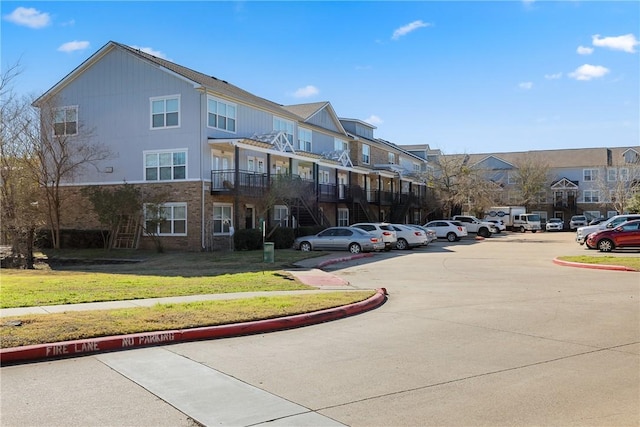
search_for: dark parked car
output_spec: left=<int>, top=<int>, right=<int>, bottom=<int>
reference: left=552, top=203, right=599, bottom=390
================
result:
left=293, top=226, right=384, bottom=253
left=585, top=220, right=640, bottom=252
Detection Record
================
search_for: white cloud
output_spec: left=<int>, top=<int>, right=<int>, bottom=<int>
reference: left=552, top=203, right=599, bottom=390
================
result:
left=592, top=34, right=639, bottom=53
left=577, top=45, right=593, bottom=55
left=292, top=85, right=319, bottom=98
left=519, top=82, right=533, bottom=90
left=3, top=7, right=50, bottom=28
left=392, top=20, right=430, bottom=40
left=568, top=64, right=610, bottom=81
left=365, top=115, right=383, bottom=126
left=57, top=41, right=90, bottom=53
left=544, top=72, right=562, bottom=80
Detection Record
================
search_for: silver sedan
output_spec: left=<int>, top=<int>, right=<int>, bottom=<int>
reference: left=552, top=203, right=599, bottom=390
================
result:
left=293, top=226, right=385, bottom=253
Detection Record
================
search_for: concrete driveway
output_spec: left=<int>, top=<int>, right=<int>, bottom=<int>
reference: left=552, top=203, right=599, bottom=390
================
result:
left=1, top=232, right=638, bottom=426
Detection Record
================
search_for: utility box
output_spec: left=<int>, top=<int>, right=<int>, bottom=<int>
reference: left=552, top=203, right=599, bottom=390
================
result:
left=263, top=242, right=274, bottom=263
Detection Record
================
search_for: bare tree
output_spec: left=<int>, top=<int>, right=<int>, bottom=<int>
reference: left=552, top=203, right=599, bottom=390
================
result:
left=23, top=94, right=114, bottom=249
left=595, top=155, right=640, bottom=214
left=425, top=153, right=501, bottom=218
left=511, top=153, right=552, bottom=210
left=0, top=62, right=47, bottom=267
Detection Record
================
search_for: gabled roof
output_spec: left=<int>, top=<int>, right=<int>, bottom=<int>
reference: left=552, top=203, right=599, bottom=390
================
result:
left=472, top=155, right=515, bottom=170
left=35, top=41, right=301, bottom=121
left=454, top=147, right=639, bottom=169
left=551, top=178, right=579, bottom=189
left=282, top=102, right=348, bottom=135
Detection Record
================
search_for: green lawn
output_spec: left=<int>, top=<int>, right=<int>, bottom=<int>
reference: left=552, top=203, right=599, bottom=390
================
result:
left=0, top=248, right=376, bottom=347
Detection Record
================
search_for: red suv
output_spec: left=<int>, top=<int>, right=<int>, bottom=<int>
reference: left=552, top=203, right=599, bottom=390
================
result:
left=586, top=220, right=640, bottom=252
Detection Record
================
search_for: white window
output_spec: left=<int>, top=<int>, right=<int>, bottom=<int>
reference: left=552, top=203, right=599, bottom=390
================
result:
left=274, top=117, right=294, bottom=145
left=274, top=205, right=289, bottom=227
left=413, top=163, right=420, bottom=173
left=213, top=204, right=233, bottom=235
left=608, top=168, right=617, bottom=182
left=247, top=156, right=265, bottom=173
left=583, top=190, right=599, bottom=203
left=298, top=128, right=312, bottom=152
left=388, top=152, right=395, bottom=164
left=54, top=106, right=78, bottom=136
left=619, top=168, right=629, bottom=181
left=319, top=170, right=330, bottom=184
left=145, top=150, right=186, bottom=181
left=334, top=138, right=348, bottom=152
left=144, top=203, right=187, bottom=236
left=207, top=97, right=236, bottom=132
left=508, top=173, right=517, bottom=185
left=338, top=208, right=349, bottom=226
left=362, top=144, right=370, bottom=164
left=583, top=169, right=598, bottom=182
left=151, top=96, right=180, bottom=129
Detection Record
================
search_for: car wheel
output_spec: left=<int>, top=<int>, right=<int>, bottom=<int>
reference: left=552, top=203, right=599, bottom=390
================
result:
left=520, top=226, right=526, bottom=233
left=532, top=230, right=537, bottom=233
left=396, top=238, right=408, bottom=250
left=446, top=232, right=457, bottom=242
left=348, top=243, right=362, bottom=254
left=478, top=228, right=489, bottom=238
left=597, top=239, right=614, bottom=252
left=299, top=241, right=312, bottom=252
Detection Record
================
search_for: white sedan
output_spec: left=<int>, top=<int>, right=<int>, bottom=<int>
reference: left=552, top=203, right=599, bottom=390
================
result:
left=390, top=224, right=429, bottom=250
left=424, top=220, right=468, bottom=242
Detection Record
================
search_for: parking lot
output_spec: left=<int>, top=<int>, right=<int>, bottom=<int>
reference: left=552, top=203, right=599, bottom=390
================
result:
left=1, top=231, right=638, bottom=426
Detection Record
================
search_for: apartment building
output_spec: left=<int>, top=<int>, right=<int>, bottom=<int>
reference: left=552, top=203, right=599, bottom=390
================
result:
left=36, top=41, right=433, bottom=250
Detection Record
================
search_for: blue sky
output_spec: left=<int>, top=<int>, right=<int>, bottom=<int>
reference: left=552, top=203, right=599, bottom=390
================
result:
left=2, top=1, right=639, bottom=154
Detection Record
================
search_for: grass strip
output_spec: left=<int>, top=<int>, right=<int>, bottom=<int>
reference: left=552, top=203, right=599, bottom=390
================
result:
left=556, top=255, right=640, bottom=270
left=1, top=291, right=375, bottom=348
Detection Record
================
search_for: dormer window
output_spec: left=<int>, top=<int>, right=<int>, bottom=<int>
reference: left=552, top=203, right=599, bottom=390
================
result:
left=388, top=152, right=395, bottom=164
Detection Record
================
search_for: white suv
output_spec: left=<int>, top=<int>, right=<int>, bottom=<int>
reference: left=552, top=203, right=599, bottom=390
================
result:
left=576, top=214, right=640, bottom=247
left=451, top=215, right=497, bottom=237
left=351, top=222, right=397, bottom=252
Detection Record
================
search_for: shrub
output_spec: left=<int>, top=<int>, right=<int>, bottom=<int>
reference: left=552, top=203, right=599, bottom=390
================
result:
left=36, top=229, right=108, bottom=249
left=234, top=229, right=263, bottom=251
left=271, top=227, right=296, bottom=249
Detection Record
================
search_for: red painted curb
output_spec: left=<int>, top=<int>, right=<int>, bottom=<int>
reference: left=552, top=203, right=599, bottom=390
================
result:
left=0, top=288, right=388, bottom=365
left=552, top=258, right=637, bottom=272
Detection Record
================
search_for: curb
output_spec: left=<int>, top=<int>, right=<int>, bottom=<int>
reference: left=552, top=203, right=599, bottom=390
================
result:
left=0, top=288, right=388, bottom=365
left=552, top=258, right=637, bottom=272
left=315, top=252, right=374, bottom=268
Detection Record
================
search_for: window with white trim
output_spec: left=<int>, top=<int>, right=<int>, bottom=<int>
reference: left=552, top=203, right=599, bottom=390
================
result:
left=54, top=106, right=78, bottom=136
left=273, top=117, right=294, bottom=145
left=144, top=203, right=187, bottom=236
left=334, top=138, right=348, bottom=152
left=145, top=150, right=186, bottom=181
left=362, top=144, right=370, bottom=164
left=583, top=169, right=598, bottom=182
left=388, top=152, right=395, bottom=164
left=213, top=204, right=233, bottom=235
left=608, top=168, right=617, bottom=182
left=413, top=163, right=420, bottom=173
left=319, top=170, right=330, bottom=184
left=274, top=205, right=289, bottom=227
left=619, top=168, right=629, bottom=181
left=208, top=97, right=236, bottom=132
left=338, top=208, right=349, bottom=226
left=508, top=173, right=517, bottom=185
left=298, top=128, right=312, bottom=151
left=583, top=190, right=599, bottom=203
left=151, top=96, right=180, bottom=128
